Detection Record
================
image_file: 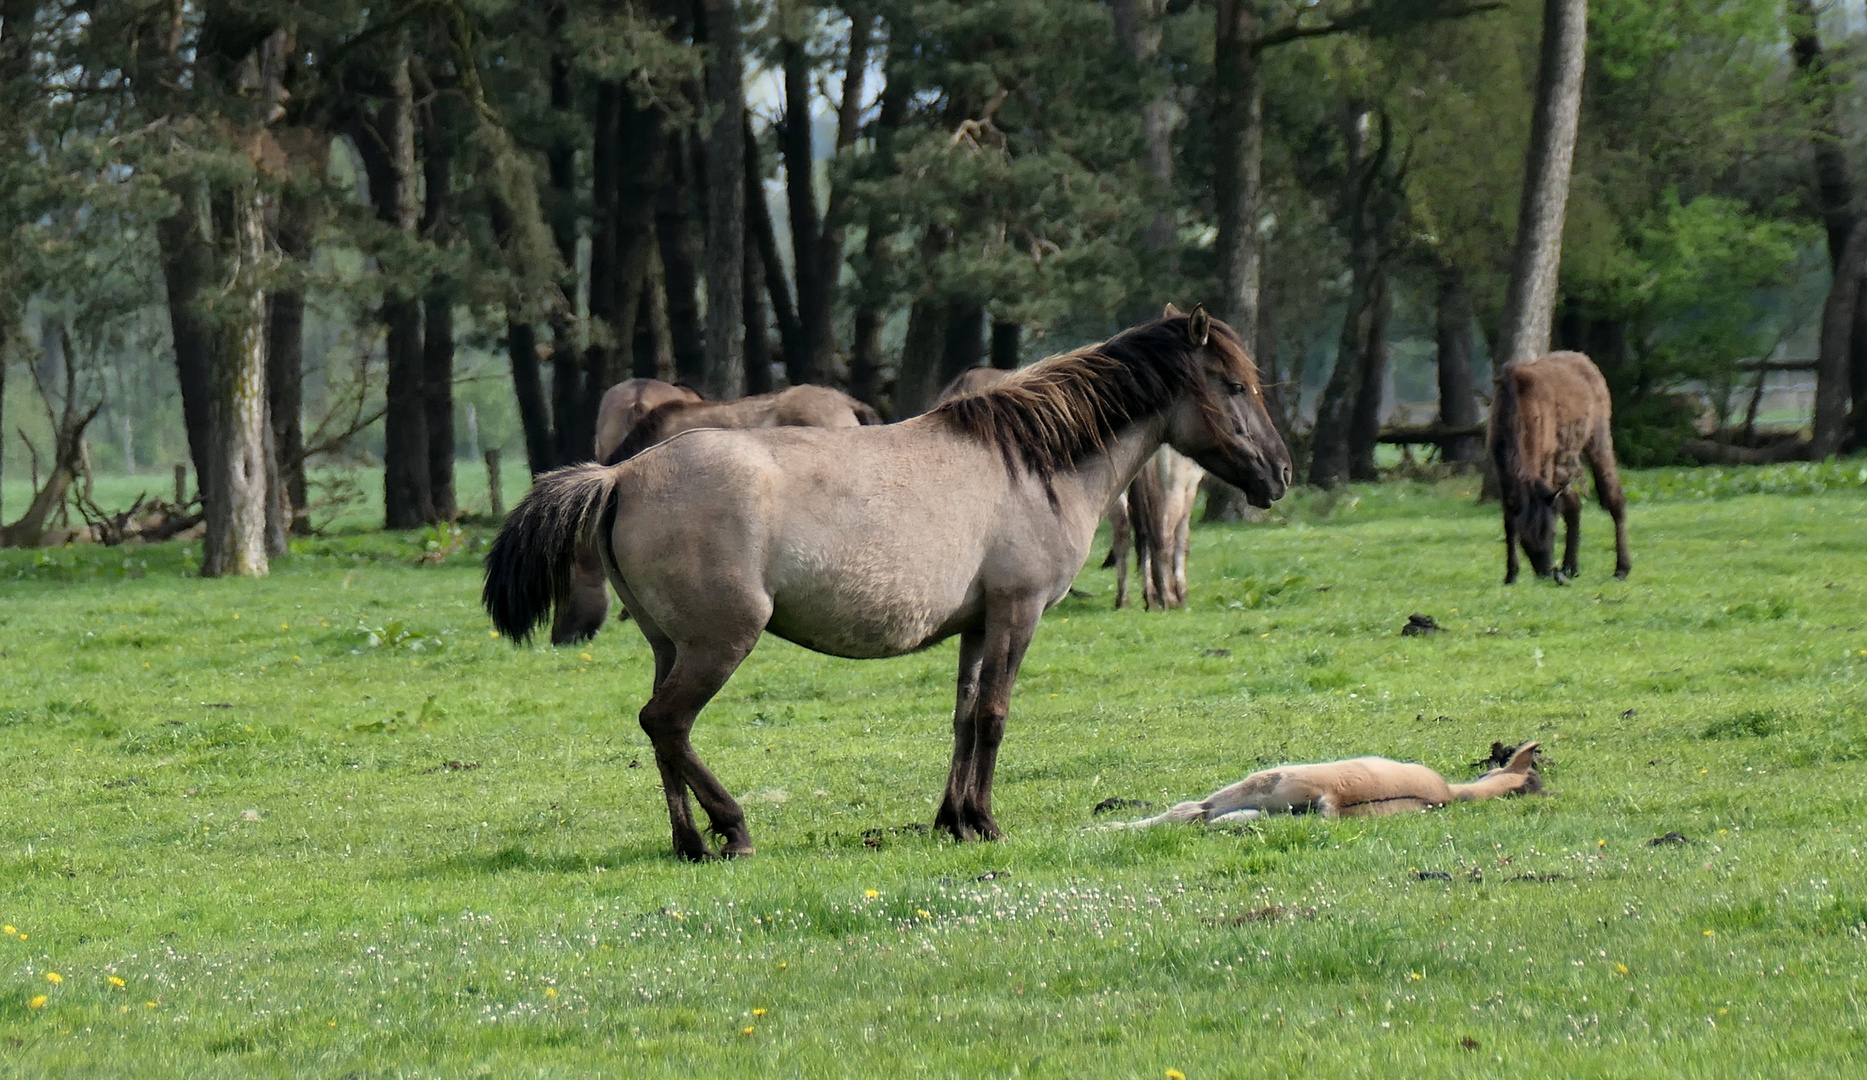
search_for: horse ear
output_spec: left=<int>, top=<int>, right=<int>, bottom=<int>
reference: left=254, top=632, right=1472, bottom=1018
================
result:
left=1186, top=304, right=1211, bottom=347
left=1503, top=741, right=1540, bottom=773
left=1163, top=302, right=1184, bottom=318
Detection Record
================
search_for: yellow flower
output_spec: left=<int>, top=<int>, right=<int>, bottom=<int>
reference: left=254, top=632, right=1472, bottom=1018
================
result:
left=1597, top=839, right=1606, bottom=848
left=28, top=995, right=46, bottom=1009
left=1703, top=929, right=1716, bottom=937
left=544, top=987, right=557, bottom=998
left=580, top=652, right=592, bottom=662
left=1166, top=1071, right=1186, bottom=1080
left=1407, top=972, right=1423, bottom=982
left=45, top=972, right=62, bottom=984
left=17, top=933, right=26, bottom=941
left=279, top=623, right=289, bottom=630
left=108, top=976, right=126, bottom=988
left=2, top=925, right=12, bottom=935
left=488, top=630, right=499, bottom=638
left=917, top=910, right=932, bottom=919
left=864, top=889, right=880, bottom=899
left=752, top=1008, right=768, bottom=1017
left=742, top=1026, right=756, bottom=1036
left=145, top=1001, right=158, bottom=1010
left=1614, top=963, right=1629, bottom=975
left=118, top=1005, right=129, bottom=1014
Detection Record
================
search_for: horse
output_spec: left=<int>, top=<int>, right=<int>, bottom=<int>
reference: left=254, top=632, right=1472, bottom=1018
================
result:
left=1102, top=447, right=1204, bottom=610
left=605, top=383, right=882, bottom=466
left=1489, top=352, right=1630, bottom=584
left=936, top=366, right=1014, bottom=402
left=484, top=306, right=1291, bottom=860
left=549, top=380, right=883, bottom=645
left=1099, top=741, right=1541, bottom=828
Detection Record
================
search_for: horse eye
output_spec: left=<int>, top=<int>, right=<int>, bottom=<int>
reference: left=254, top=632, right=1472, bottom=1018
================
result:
left=1225, top=380, right=1247, bottom=396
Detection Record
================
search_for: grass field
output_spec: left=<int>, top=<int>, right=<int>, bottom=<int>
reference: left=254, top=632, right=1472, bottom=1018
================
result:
left=2, top=462, right=1866, bottom=1077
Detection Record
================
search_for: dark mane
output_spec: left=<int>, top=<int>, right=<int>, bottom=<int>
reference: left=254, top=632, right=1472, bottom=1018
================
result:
left=933, top=314, right=1254, bottom=487
left=605, top=400, right=689, bottom=465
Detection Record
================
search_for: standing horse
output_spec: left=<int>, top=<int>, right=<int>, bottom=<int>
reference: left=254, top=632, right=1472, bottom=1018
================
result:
left=484, top=308, right=1291, bottom=860
left=1489, top=351, right=1631, bottom=584
left=1105, top=447, right=1205, bottom=610
left=550, top=380, right=883, bottom=645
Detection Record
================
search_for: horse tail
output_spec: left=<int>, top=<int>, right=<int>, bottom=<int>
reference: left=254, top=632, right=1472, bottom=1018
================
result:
left=852, top=400, right=885, bottom=426
left=483, top=464, right=622, bottom=644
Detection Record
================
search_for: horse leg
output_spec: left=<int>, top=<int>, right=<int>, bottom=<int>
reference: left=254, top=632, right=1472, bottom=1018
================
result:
left=1109, top=496, right=1132, bottom=610
left=1587, top=427, right=1632, bottom=579
left=1558, top=487, right=1583, bottom=581
left=1170, top=510, right=1192, bottom=608
left=935, top=629, right=987, bottom=842
left=637, top=646, right=755, bottom=861
left=962, top=599, right=1042, bottom=840
left=1502, top=502, right=1521, bottom=585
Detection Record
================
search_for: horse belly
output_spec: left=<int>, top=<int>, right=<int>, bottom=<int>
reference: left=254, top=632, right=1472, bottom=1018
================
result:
left=764, top=557, right=982, bottom=658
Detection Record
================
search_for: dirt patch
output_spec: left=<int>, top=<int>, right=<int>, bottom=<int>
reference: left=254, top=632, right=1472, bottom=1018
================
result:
left=860, top=823, right=930, bottom=848
left=1206, top=904, right=1318, bottom=926
left=1647, top=831, right=1692, bottom=846
left=421, top=760, right=480, bottom=774
left=1401, top=614, right=1440, bottom=636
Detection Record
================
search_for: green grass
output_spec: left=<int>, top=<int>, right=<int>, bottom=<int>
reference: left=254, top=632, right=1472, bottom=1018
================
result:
left=1, top=467, right=1865, bottom=1076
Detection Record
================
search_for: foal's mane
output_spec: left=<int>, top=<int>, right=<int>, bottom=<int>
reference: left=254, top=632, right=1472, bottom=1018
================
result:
left=605, top=400, right=695, bottom=465
left=935, top=313, right=1254, bottom=488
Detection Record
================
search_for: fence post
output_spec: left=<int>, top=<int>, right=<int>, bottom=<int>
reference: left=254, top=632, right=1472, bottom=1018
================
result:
left=484, top=448, right=504, bottom=518
left=174, top=463, right=188, bottom=505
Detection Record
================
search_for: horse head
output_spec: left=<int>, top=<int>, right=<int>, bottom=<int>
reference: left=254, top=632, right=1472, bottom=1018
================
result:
left=1508, top=480, right=1561, bottom=579
left=1160, top=304, right=1291, bottom=508
left=1458, top=740, right=1543, bottom=800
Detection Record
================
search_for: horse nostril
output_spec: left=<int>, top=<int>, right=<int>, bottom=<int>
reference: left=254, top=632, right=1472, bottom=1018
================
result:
left=1279, top=464, right=1293, bottom=487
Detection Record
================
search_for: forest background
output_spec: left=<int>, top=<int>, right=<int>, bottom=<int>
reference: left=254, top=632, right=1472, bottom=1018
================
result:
left=2, top=0, right=1865, bottom=567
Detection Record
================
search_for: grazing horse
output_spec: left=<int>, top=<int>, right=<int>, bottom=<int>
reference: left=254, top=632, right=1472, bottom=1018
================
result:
left=484, top=307, right=1291, bottom=860
left=1489, top=351, right=1630, bottom=584
left=1101, top=741, right=1542, bottom=828
left=549, top=380, right=882, bottom=645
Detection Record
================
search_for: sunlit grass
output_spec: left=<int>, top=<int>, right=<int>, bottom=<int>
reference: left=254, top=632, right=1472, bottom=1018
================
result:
left=1, top=468, right=1864, bottom=1076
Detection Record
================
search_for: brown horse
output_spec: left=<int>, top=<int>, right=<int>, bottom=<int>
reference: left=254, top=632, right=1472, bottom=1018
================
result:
left=485, top=308, right=1291, bottom=860
left=1101, top=741, right=1541, bottom=827
left=550, top=380, right=883, bottom=645
left=1489, top=351, right=1630, bottom=584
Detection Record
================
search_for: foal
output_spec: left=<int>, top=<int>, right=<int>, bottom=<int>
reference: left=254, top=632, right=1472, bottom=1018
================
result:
left=1489, top=352, right=1631, bottom=584
left=1102, top=742, right=1542, bottom=827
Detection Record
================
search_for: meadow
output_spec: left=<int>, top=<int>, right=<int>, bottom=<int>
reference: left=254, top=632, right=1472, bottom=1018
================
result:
left=1, top=461, right=1865, bottom=1077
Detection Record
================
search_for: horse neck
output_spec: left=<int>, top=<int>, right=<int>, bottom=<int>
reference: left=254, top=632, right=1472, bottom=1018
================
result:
left=1050, top=417, right=1169, bottom=521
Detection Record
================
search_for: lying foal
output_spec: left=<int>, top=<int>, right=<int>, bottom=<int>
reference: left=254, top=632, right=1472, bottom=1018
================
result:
left=1102, top=742, right=1541, bottom=827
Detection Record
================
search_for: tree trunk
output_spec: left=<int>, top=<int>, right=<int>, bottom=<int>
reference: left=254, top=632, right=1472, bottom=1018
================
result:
left=424, top=299, right=456, bottom=518
left=1347, top=270, right=1391, bottom=481
left=201, top=180, right=272, bottom=577
left=781, top=34, right=824, bottom=385
left=658, top=132, right=706, bottom=388
left=267, top=192, right=309, bottom=533
left=615, top=92, right=670, bottom=388
left=941, top=301, right=985, bottom=388
left=699, top=0, right=746, bottom=400
left=1494, top=0, right=1588, bottom=368
left=849, top=24, right=913, bottom=412
left=157, top=199, right=216, bottom=496
left=508, top=320, right=554, bottom=475
left=896, top=294, right=951, bottom=417
left=582, top=78, right=623, bottom=454
left=991, top=319, right=1020, bottom=370
left=1309, top=103, right=1382, bottom=488
left=747, top=116, right=804, bottom=381
left=1435, top=262, right=1483, bottom=463
left=1812, top=217, right=1867, bottom=457
left=369, top=45, right=434, bottom=529
left=1789, top=0, right=1855, bottom=271
left=744, top=228, right=773, bottom=395
left=1212, top=0, right=1263, bottom=342
left=1111, top=0, right=1176, bottom=256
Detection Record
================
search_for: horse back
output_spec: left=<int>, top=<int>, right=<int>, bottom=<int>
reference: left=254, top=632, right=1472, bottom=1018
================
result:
left=1493, top=351, right=1612, bottom=487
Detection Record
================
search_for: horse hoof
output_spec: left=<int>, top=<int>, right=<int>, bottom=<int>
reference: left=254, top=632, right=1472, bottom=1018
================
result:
left=721, top=840, right=756, bottom=859
left=1614, top=568, right=1629, bottom=580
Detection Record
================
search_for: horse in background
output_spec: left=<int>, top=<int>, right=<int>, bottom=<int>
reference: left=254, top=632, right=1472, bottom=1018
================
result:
left=1488, top=351, right=1630, bottom=584
left=485, top=307, right=1291, bottom=860
left=1102, top=447, right=1204, bottom=609
left=1099, top=741, right=1542, bottom=827
left=549, top=379, right=883, bottom=645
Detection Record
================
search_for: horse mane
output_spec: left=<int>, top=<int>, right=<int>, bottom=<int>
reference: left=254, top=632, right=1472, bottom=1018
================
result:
left=934, top=314, right=1253, bottom=489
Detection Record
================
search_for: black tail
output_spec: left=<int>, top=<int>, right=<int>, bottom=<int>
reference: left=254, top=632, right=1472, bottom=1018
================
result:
left=483, top=465, right=622, bottom=644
